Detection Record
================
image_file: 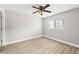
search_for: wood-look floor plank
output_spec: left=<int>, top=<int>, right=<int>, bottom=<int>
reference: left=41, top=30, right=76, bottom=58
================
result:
left=0, top=37, right=79, bottom=54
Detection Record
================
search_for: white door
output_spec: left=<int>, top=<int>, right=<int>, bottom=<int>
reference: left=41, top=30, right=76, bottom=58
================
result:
left=0, top=14, right=2, bottom=46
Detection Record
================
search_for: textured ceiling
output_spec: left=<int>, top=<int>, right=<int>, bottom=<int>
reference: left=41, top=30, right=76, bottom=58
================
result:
left=0, top=4, right=79, bottom=18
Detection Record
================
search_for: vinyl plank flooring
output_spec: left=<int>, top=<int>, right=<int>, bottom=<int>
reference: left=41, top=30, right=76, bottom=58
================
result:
left=0, top=37, right=79, bottom=54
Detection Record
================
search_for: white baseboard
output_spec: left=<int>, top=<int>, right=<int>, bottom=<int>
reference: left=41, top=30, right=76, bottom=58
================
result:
left=43, top=35, right=79, bottom=48
left=5, top=35, right=42, bottom=45
left=4, top=35, right=79, bottom=48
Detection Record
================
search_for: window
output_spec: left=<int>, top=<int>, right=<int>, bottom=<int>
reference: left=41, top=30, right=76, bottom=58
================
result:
left=55, top=18, right=64, bottom=30
left=47, top=17, right=64, bottom=30
left=48, top=20, right=54, bottom=29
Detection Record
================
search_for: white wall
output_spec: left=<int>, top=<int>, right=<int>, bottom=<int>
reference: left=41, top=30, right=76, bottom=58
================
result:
left=43, top=8, right=79, bottom=46
left=5, top=10, right=42, bottom=43
left=5, top=8, right=79, bottom=47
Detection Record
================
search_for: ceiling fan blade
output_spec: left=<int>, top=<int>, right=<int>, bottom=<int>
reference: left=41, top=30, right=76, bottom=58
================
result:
left=43, top=4, right=50, bottom=9
left=32, top=6, right=39, bottom=9
left=43, top=10, right=51, bottom=13
left=33, top=11, right=39, bottom=14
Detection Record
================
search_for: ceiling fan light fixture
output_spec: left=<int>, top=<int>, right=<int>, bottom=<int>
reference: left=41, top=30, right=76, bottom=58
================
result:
left=32, top=4, right=51, bottom=16
left=38, top=10, right=43, bottom=15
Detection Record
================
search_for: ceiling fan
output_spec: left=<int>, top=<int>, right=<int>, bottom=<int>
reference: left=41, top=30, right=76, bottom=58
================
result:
left=32, top=4, right=51, bottom=16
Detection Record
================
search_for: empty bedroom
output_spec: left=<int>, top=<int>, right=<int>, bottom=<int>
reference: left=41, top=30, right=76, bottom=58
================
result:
left=0, top=4, right=79, bottom=54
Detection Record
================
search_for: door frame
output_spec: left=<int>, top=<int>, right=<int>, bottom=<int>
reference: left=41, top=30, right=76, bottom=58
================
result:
left=0, top=8, right=6, bottom=46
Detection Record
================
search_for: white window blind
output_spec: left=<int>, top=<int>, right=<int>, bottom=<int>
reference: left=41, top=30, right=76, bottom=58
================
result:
left=48, top=20, right=54, bottom=29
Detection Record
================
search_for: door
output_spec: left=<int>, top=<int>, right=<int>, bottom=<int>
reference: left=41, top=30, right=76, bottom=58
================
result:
left=0, top=13, right=2, bottom=47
